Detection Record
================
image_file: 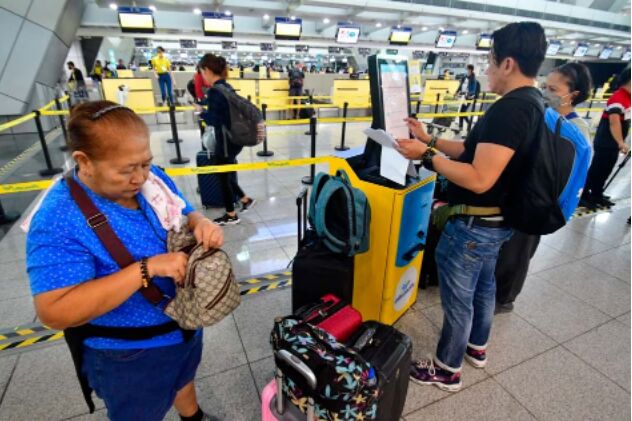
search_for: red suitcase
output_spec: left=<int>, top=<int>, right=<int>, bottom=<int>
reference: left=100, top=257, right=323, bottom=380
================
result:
left=294, top=294, right=362, bottom=342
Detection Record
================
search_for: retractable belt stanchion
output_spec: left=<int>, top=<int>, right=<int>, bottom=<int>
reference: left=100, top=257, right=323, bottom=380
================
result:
left=0, top=200, right=19, bottom=225
left=55, top=97, right=69, bottom=152
left=416, top=98, right=422, bottom=115
left=305, top=93, right=317, bottom=136
left=434, top=93, right=441, bottom=114
left=257, top=103, right=274, bottom=157
left=467, top=97, right=478, bottom=135
left=479, top=93, right=487, bottom=112
left=585, top=88, right=597, bottom=119
left=33, top=110, right=63, bottom=177
left=166, top=104, right=183, bottom=144
left=335, top=101, right=350, bottom=151
left=302, top=116, right=317, bottom=185
left=168, top=105, right=190, bottom=164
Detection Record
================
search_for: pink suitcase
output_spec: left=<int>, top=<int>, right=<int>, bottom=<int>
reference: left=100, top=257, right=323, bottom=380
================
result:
left=261, top=350, right=317, bottom=421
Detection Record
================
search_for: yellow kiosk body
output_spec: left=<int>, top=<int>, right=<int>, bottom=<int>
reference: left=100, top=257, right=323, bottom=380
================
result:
left=329, top=158, right=436, bottom=325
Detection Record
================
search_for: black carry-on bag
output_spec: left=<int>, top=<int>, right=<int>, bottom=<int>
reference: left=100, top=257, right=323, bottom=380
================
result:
left=347, top=321, right=412, bottom=421
left=196, top=151, right=239, bottom=209
left=291, top=187, right=354, bottom=312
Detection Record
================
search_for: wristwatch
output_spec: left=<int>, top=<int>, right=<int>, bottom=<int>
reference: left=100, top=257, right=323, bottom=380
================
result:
left=421, top=149, right=437, bottom=172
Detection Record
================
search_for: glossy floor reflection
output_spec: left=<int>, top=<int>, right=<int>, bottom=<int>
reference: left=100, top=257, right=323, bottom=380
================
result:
left=0, top=115, right=629, bottom=420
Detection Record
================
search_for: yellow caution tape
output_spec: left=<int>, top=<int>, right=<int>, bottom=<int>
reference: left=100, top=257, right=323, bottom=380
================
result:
left=0, top=157, right=333, bottom=195
left=0, top=112, right=37, bottom=133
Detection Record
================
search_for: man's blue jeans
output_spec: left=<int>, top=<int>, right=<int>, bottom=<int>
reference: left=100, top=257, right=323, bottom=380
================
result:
left=158, top=73, right=173, bottom=104
left=434, top=218, right=513, bottom=372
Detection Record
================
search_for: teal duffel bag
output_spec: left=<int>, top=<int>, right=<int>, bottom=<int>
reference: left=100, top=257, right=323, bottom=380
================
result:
left=308, top=169, right=370, bottom=256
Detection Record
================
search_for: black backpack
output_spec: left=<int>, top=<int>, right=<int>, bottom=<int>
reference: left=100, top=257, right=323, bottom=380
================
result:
left=186, top=79, right=196, bottom=98
left=501, top=93, right=591, bottom=235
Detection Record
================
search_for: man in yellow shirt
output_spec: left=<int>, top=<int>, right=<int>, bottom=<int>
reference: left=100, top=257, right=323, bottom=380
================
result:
left=152, top=46, right=175, bottom=105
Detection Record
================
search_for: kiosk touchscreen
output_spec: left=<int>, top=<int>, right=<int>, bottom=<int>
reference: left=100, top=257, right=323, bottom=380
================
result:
left=358, top=55, right=414, bottom=188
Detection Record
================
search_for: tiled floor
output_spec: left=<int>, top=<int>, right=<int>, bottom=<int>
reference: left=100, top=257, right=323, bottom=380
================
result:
left=0, top=114, right=629, bottom=421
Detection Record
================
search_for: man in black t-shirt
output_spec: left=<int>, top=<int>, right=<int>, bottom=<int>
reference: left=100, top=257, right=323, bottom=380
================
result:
left=397, top=22, right=547, bottom=391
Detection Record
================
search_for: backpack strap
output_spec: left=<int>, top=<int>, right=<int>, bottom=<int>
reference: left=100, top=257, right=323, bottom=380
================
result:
left=65, top=174, right=166, bottom=306
left=314, top=180, right=353, bottom=254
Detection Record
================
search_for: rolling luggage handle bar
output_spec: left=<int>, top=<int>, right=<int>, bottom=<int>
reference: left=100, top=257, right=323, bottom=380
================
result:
left=275, top=349, right=317, bottom=420
left=297, top=187, right=309, bottom=248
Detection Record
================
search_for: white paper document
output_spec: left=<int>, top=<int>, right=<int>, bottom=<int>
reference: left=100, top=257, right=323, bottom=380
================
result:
left=364, top=128, right=417, bottom=186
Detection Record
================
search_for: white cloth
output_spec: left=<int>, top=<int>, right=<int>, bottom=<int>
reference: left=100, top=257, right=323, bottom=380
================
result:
left=20, top=172, right=186, bottom=233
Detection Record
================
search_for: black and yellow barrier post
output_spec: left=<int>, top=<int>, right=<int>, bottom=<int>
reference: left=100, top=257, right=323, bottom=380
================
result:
left=168, top=105, right=189, bottom=164
left=257, top=103, right=274, bottom=157
left=55, top=97, right=69, bottom=152
left=467, top=97, right=478, bottom=135
left=434, top=93, right=441, bottom=114
left=302, top=116, right=317, bottom=185
left=335, top=101, right=350, bottom=152
left=33, top=110, right=63, bottom=177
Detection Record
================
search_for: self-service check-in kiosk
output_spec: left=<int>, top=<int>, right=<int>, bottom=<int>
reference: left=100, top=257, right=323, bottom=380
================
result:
left=330, top=55, right=435, bottom=325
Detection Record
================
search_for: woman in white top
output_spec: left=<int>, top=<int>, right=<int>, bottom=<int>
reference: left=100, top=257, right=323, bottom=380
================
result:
left=542, top=62, right=594, bottom=143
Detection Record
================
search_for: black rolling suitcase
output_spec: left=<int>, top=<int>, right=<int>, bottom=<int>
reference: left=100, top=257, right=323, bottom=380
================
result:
left=196, top=151, right=238, bottom=209
left=347, top=321, right=412, bottom=421
left=291, top=187, right=354, bottom=312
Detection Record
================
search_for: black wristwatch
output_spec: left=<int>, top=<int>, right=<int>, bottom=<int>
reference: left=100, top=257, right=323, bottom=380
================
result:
left=421, top=149, right=437, bottom=172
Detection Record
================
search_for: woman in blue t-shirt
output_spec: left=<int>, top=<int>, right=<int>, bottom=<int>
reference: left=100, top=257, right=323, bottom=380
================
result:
left=26, top=101, right=223, bottom=421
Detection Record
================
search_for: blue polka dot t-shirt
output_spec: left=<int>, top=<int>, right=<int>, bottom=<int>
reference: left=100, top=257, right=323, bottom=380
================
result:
left=26, top=166, right=195, bottom=350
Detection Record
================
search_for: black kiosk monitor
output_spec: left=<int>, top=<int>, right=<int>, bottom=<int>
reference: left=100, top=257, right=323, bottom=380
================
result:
left=351, top=54, right=413, bottom=188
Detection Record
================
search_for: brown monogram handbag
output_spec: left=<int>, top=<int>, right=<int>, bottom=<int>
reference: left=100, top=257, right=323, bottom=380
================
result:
left=164, top=220, right=241, bottom=330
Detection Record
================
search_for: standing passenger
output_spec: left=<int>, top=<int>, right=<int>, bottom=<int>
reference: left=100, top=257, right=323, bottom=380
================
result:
left=495, top=62, right=594, bottom=313
left=194, top=54, right=256, bottom=226
left=580, top=69, right=630, bottom=209
left=397, top=22, right=547, bottom=390
left=26, top=100, right=224, bottom=421
left=152, top=46, right=176, bottom=105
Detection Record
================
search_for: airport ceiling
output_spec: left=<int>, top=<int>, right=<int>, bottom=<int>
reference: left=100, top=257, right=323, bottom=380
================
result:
left=90, top=0, right=631, bottom=46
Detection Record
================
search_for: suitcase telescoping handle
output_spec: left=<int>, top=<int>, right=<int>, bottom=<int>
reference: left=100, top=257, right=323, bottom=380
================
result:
left=275, top=349, right=317, bottom=420
left=296, top=186, right=308, bottom=247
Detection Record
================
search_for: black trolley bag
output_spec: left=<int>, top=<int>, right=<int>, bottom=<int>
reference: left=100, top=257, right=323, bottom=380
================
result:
left=196, top=151, right=239, bottom=209
left=347, top=321, right=412, bottom=421
left=291, top=187, right=354, bottom=312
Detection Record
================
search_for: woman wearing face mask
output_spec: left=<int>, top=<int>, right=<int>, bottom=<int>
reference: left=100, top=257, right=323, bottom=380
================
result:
left=495, top=62, right=593, bottom=313
left=542, top=62, right=593, bottom=142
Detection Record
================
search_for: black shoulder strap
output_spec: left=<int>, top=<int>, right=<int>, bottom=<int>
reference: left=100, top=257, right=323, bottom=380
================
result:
left=65, top=174, right=165, bottom=305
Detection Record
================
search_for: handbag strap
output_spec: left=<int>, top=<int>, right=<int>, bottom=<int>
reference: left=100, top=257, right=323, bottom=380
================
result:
left=65, top=174, right=165, bottom=305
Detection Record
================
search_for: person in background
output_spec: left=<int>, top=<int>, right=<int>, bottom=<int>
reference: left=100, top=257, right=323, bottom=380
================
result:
left=152, top=46, right=176, bottom=106
left=457, top=65, right=479, bottom=132
left=193, top=54, right=256, bottom=226
left=310, top=65, right=317, bottom=73
left=494, top=61, right=594, bottom=314
left=26, top=100, right=224, bottom=421
left=104, top=61, right=118, bottom=79
left=116, top=59, right=126, bottom=70
left=442, top=69, right=451, bottom=80
left=288, top=62, right=305, bottom=119
left=179, top=65, right=186, bottom=71
left=398, top=22, right=547, bottom=391
left=67, top=61, right=88, bottom=103
left=193, top=66, right=211, bottom=104
left=91, top=60, right=103, bottom=83
left=580, top=68, right=631, bottom=209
